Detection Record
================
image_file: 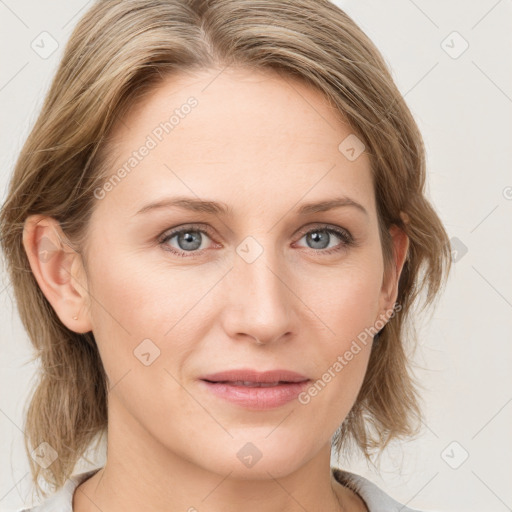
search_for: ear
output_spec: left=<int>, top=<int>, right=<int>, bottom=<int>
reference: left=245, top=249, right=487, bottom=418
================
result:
left=378, top=217, right=409, bottom=318
left=22, top=215, right=93, bottom=334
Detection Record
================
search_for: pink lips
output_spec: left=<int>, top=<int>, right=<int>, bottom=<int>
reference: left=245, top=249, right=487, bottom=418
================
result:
left=198, top=368, right=310, bottom=410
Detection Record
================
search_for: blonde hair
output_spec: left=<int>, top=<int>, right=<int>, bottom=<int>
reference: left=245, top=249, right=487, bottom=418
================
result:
left=0, top=0, right=452, bottom=498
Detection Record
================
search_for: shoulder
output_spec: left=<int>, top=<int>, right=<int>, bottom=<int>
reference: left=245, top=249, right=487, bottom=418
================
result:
left=332, top=466, right=425, bottom=512
left=17, top=469, right=101, bottom=512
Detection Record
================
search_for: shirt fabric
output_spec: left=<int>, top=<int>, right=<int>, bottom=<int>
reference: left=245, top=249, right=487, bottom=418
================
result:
left=18, top=466, right=422, bottom=512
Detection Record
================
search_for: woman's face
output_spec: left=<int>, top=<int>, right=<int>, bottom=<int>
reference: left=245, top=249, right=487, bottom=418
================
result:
left=76, top=67, right=403, bottom=477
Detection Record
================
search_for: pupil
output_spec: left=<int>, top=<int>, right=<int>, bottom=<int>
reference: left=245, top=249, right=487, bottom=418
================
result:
left=308, top=230, right=329, bottom=249
left=179, top=231, right=201, bottom=251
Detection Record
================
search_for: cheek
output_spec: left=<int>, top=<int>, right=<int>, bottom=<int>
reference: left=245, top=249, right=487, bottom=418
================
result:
left=87, top=247, right=202, bottom=336
left=85, top=247, right=220, bottom=388
left=84, top=255, right=200, bottom=434
left=295, top=254, right=383, bottom=409
left=301, top=255, right=384, bottom=343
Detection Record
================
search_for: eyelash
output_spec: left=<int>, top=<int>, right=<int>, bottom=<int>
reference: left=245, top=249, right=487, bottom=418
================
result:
left=158, top=223, right=354, bottom=258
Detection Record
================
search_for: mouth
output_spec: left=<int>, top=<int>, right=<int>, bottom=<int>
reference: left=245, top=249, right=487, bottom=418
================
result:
left=202, top=380, right=306, bottom=387
left=199, top=368, right=309, bottom=384
left=198, top=369, right=310, bottom=409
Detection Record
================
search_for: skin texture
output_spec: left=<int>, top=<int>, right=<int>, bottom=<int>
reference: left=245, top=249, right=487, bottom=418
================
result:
left=23, top=67, right=409, bottom=512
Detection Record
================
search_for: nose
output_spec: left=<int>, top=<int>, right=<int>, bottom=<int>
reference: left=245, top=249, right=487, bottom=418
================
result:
left=221, top=238, right=294, bottom=346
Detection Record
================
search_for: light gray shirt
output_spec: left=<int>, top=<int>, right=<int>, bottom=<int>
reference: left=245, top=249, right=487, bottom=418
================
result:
left=18, top=467, right=423, bottom=511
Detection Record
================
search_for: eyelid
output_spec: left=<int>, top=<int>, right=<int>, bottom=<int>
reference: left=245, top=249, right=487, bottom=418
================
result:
left=159, top=222, right=352, bottom=241
left=158, top=222, right=214, bottom=242
left=158, top=222, right=354, bottom=257
left=158, top=223, right=219, bottom=258
left=292, top=224, right=354, bottom=255
left=295, top=222, right=352, bottom=240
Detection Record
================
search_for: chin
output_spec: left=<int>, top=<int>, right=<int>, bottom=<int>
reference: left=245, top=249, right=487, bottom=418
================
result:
left=195, top=436, right=311, bottom=480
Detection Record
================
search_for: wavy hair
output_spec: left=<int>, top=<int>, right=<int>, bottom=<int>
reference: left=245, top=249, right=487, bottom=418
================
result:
left=0, top=0, right=452, bottom=498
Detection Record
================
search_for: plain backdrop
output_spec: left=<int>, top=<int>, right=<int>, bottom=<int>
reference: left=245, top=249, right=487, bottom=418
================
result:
left=1, top=1, right=511, bottom=511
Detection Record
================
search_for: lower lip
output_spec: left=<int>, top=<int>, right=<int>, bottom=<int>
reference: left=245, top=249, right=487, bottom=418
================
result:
left=199, top=380, right=310, bottom=410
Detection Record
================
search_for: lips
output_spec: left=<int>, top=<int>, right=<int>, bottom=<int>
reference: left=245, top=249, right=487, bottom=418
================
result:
left=198, top=368, right=310, bottom=409
left=199, top=368, right=309, bottom=385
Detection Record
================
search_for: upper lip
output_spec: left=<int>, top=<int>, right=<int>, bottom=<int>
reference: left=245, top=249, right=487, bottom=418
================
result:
left=199, top=368, right=309, bottom=383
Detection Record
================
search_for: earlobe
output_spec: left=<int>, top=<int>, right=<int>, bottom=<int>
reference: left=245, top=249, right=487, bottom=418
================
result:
left=22, top=215, right=93, bottom=333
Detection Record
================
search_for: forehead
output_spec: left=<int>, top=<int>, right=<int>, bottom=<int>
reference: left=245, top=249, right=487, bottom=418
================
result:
left=94, top=66, right=375, bottom=219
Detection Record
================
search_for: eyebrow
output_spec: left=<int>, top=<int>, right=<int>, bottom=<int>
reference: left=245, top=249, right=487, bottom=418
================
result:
left=134, top=196, right=368, bottom=217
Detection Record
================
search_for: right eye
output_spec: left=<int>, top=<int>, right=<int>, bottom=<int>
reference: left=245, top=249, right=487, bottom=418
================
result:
left=159, top=225, right=217, bottom=258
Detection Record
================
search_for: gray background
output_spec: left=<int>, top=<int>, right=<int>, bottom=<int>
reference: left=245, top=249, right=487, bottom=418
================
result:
left=1, top=1, right=511, bottom=511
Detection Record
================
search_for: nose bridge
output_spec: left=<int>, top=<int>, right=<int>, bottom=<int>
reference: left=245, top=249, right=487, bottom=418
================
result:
left=224, top=233, right=293, bottom=343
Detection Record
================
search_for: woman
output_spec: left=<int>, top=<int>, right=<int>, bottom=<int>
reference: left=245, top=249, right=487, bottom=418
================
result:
left=1, top=0, right=452, bottom=510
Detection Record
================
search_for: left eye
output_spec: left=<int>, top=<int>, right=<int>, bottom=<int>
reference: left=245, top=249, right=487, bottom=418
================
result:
left=159, top=225, right=353, bottom=257
left=295, top=226, right=352, bottom=253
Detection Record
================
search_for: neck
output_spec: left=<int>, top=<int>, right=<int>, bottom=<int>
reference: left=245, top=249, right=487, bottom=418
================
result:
left=73, top=397, right=364, bottom=512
